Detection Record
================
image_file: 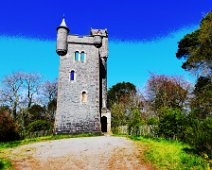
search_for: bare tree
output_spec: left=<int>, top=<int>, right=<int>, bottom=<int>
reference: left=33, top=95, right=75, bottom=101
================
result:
left=42, top=80, right=58, bottom=105
left=0, top=72, right=24, bottom=118
left=42, top=80, right=58, bottom=123
left=22, top=73, right=41, bottom=109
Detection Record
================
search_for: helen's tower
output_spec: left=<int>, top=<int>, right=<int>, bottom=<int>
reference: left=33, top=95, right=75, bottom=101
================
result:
left=55, top=18, right=111, bottom=134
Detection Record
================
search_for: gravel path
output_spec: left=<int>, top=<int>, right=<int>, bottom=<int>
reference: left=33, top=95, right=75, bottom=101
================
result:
left=9, top=136, right=146, bottom=170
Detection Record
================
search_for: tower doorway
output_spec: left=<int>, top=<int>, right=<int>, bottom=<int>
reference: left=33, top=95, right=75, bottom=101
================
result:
left=101, top=116, right=107, bottom=132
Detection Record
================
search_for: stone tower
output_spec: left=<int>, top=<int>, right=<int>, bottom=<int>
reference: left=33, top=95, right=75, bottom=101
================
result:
left=54, top=18, right=111, bottom=134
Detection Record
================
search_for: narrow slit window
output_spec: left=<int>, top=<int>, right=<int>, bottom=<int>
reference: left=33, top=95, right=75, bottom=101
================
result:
left=70, top=71, right=75, bottom=81
left=75, top=51, right=79, bottom=61
left=81, top=51, right=85, bottom=62
left=82, top=91, right=87, bottom=103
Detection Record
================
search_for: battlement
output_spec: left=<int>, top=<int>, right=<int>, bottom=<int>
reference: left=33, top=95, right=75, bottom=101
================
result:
left=67, top=34, right=95, bottom=44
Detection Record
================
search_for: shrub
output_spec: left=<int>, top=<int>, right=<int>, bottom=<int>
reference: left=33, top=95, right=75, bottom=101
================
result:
left=158, top=108, right=186, bottom=140
left=27, top=120, right=51, bottom=132
left=184, top=116, right=212, bottom=158
left=128, top=109, right=143, bottom=135
left=146, top=117, right=159, bottom=125
left=0, top=110, right=20, bottom=142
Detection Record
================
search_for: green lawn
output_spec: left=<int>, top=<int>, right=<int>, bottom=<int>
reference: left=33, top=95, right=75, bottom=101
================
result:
left=129, top=136, right=210, bottom=170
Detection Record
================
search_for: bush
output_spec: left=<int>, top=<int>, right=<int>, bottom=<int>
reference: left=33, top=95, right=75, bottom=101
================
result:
left=128, top=109, right=143, bottom=135
left=146, top=117, right=159, bottom=125
left=0, top=110, right=20, bottom=142
left=184, top=116, right=212, bottom=158
left=158, top=108, right=186, bottom=140
left=27, top=120, right=51, bottom=132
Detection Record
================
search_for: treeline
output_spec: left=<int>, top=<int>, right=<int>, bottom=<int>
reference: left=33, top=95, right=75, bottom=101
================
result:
left=0, top=72, right=57, bottom=141
left=108, top=11, right=212, bottom=159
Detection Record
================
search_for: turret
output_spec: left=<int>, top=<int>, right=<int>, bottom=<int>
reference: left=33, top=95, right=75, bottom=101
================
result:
left=91, top=29, right=108, bottom=48
left=56, top=18, right=70, bottom=56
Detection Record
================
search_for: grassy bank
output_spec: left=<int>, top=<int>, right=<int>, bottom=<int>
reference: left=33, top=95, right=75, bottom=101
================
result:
left=129, top=136, right=210, bottom=170
left=0, top=133, right=100, bottom=149
left=0, top=158, right=12, bottom=170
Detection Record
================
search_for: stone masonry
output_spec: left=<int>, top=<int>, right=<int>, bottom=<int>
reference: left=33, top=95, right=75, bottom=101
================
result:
left=54, top=18, right=111, bottom=134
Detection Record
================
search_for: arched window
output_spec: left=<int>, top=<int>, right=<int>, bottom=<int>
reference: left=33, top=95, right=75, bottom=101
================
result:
left=70, top=70, right=75, bottom=81
left=81, top=51, right=85, bottom=62
left=82, top=91, right=87, bottom=103
left=75, top=51, right=79, bottom=61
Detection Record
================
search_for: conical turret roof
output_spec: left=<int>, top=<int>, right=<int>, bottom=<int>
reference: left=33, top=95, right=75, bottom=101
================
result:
left=57, top=17, right=70, bottom=32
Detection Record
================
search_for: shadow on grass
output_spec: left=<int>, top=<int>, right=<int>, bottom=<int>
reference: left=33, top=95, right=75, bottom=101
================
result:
left=183, top=147, right=199, bottom=155
left=0, top=162, right=3, bottom=169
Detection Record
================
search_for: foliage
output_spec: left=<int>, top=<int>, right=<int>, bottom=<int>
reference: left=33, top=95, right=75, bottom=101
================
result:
left=146, top=74, right=190, bottom=116
left=127, top=109, right=143, bottom=135
left=111, top=103, right=127, bottom=131
left=176, top=10, right=212, bottom=160
left=27, top=120, right=51, bottom=132
left=46, top=98, right=57, bottom=125
left=0, top=158, right=12, bottom=170
left=0, top=109, right=20, bottom=142
left=108, top=82, right=144, bottom=131
left=107, top=82, right=136, bottom=108
left=176, top=11, right=212, bottom=78
left=130, top=136, right=209, bottom=170
left=28, top=104, right=46, bottom=123
left=158, top=108, right=186, bottom=140
left=191, top=77, right=212, bottom=119
left=146, top=117, right=159, bottom=125
left=184, top=115, right=212, bottom=158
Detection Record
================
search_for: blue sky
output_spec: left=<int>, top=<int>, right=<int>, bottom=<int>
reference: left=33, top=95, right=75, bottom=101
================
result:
left=0, top=0, right=211, bottom=88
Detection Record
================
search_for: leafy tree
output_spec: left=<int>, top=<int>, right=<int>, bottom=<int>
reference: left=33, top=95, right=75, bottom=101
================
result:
left=191, top=77, right=212, bottom=118
left=28, top=104, right=46, bottom=123
left=46, top=98, right=57, bottom=125
left=108, top=82, right=144, bottom=132
left=27, top=120, right=51, bottom=132
left=107, top=82, right=136, bottom=108
left=0, top=107, right=19, bottom=141
left=128, top=109, right=143, bottom=135
left=146, top=74, right=190, bottom=118
left=111, top=103, right=126, bottom=129
left=176, top=11, right=212, bottom=78
left=158, top=108, right=186, bottom=140
left=184, top=115, right=212, bottom=158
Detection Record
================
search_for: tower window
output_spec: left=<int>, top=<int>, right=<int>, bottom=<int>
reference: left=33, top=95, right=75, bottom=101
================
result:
left=70, top=70, right=75, bottom=81
left=82, top=91, right=87, bottom=103
left=75, top=51, right=79, bottom=61
left=81, top=51, right=85, bottom=62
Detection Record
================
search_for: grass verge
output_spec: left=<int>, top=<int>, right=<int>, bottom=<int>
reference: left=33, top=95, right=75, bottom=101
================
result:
left=0, top=133, right=100, bottom=149
left=129, top=135, right=209, bottom=170
left=0, top=158, right=12, bottom=170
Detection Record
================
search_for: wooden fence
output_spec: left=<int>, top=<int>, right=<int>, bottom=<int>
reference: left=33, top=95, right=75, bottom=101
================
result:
left=113, top=125, right=158, bottom=137
left=20, top=130, right=53, bottom=138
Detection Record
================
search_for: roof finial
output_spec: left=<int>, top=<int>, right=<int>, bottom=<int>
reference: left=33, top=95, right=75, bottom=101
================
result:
left=60, top=16, right=68, bottom=28
left=57, top=15, right=70, bottom=32
left=62, top=13, right=65, bottom=18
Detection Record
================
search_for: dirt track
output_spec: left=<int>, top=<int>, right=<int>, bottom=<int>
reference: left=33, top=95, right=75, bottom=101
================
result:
left=7, top=136, right=146, bottom=170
